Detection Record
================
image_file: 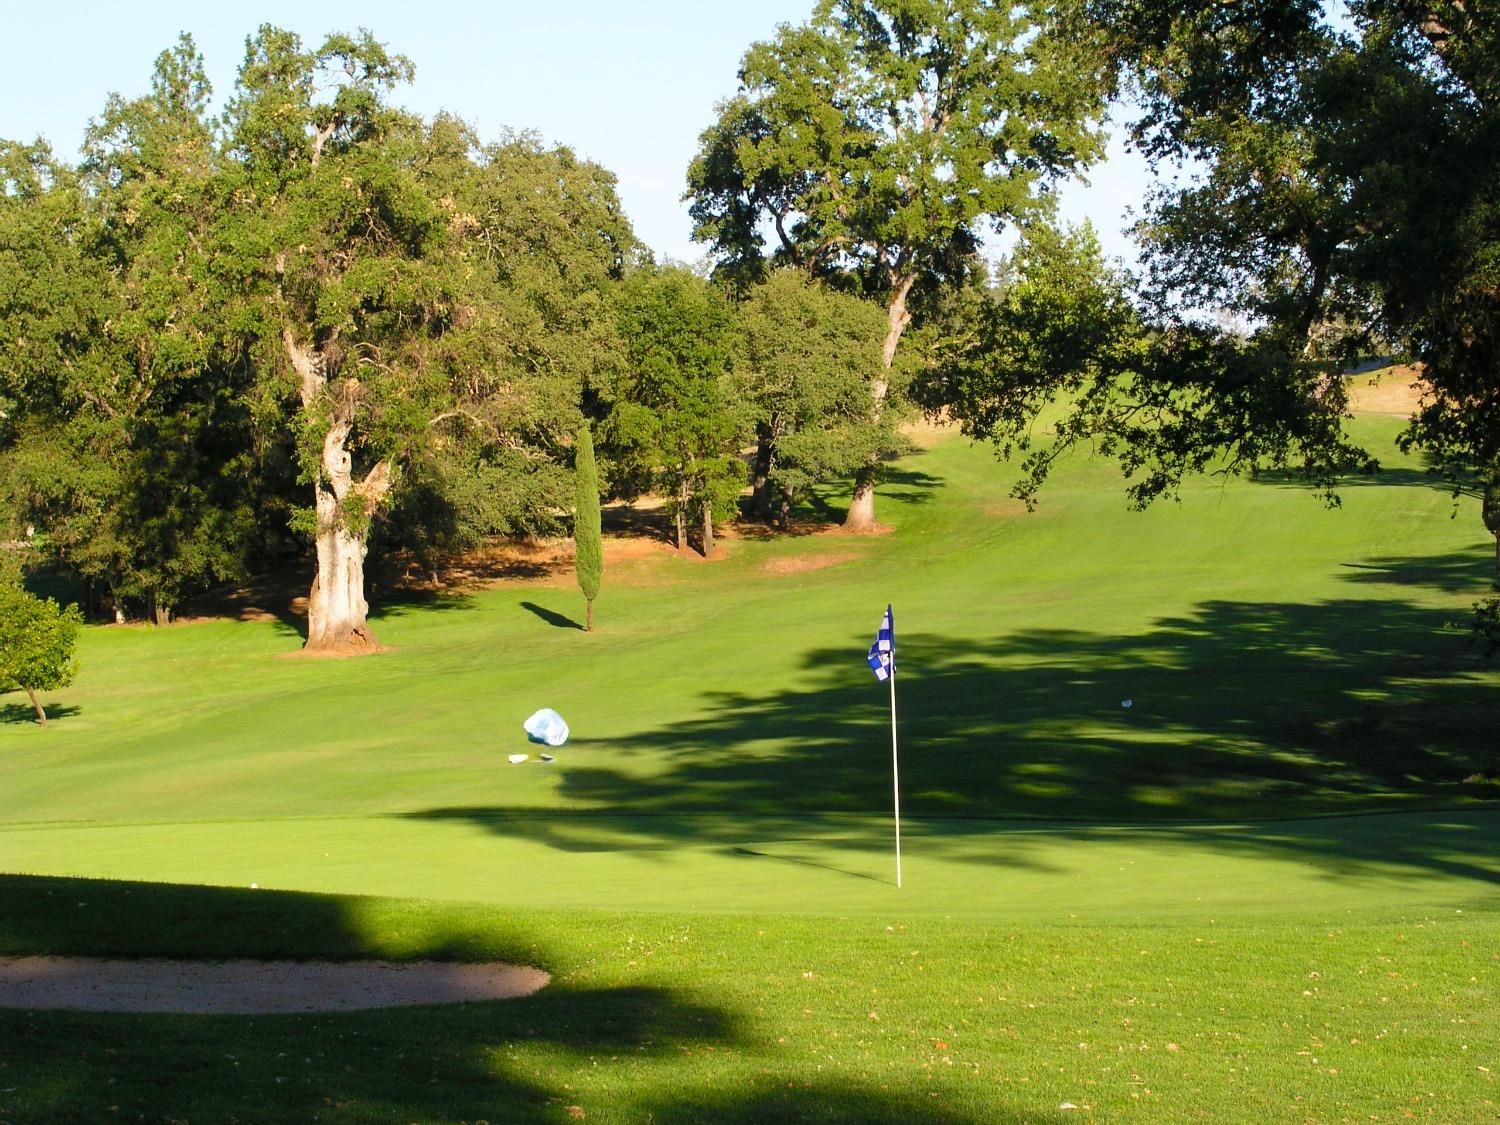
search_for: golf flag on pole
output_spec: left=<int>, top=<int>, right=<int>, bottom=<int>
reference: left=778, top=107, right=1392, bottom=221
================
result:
left=867, top=604, right=901, bottom=887
left=868, top=604, right=894, bottom=681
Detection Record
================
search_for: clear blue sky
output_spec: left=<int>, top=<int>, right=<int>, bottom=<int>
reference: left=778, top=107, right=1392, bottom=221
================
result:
left=0, top=1, right=1146, bottom=265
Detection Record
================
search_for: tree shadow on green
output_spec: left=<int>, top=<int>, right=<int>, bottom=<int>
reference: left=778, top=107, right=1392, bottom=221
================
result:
left=580, top=602, right=1493, bottom=820
left=0, top=874, right=1024, bottom=1124
left=403, top=551, right=1500, bottom=889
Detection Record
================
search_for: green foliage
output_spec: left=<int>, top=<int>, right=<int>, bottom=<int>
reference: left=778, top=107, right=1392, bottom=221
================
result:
left=0, top=53, right=258, bottom=621
left=1482, top=466, right=1500, bottom=539
left=611, top=267, right=742, bottom=543
left=687, top=0, right=1107, bottom=300
left=1054, top=0, right=1500, bottom=504
left=916, top=224, right=1143, bottom=501
left=735, top=269, right=890, bottom=517
left=1473, top=597, right=1500, bottom=654
left=1, top=28, right=641, bottom=633
left=691, top=0, right=1108, bottom=524
left=573, top=424, right=603, bottom=624
left=0, top=583, right=81, bottom=722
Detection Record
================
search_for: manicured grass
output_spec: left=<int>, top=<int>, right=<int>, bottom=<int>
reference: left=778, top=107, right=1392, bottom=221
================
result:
left=2, top=418, right=1498, bottom=1121
left=4, top=418, right=1495, bottom=831
left=4, top=810, right=1499, bottom=920
left=2, top=875, right=1496, bottom=1123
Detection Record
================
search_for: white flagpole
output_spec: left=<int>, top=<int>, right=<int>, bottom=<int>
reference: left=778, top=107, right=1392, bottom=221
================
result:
left=889, top=659, right=901, bottom=888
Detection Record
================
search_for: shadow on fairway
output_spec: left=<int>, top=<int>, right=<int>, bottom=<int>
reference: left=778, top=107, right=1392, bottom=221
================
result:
left=405, top=545, right=1500, bottom=889
left=0, top=702, right=81, bottom=726
left=876, top=464, right=945, bottom=506
left=0, top=873, right=1021, bottom=1124
left=1250, top=452, right=1481, bottom=500
left=1339, top=546, right=1496, bottom=594
left=402, top=808, right=1071, bottom=884
left=520, top=600, right=585, bottom=631
left=369, top=588, right=478, bottom=621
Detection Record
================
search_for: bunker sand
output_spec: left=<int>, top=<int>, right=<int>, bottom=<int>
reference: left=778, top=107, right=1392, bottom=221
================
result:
left=0, top=956, right=549, bottom=1014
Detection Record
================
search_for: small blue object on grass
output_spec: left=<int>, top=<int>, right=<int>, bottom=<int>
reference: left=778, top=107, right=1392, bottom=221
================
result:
left=523, top=708, right=569, bottom=747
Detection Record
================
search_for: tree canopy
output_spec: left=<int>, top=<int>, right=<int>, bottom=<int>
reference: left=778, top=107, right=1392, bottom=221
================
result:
left=0, top=584, right=82, bottom=727
left=735, top=269, right=889, bottom=523
left=926, top=0, right=1497, bottom=529
left=688, top=0, right=1107, bottom=529
left=0, top=28, right=641, bottom=649
left=610, top=266, right=741, bottom=556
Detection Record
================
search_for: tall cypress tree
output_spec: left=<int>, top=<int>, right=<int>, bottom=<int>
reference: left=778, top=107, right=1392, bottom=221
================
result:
left=574, top=424, right=603, bottom=631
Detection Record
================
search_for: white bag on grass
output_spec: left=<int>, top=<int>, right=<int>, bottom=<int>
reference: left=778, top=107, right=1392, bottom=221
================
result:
left=523, top=708, right=569, bottom=747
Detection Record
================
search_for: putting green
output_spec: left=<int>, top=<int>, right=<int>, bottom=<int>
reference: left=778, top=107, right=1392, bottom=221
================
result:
left=4, top=809, right=1496, bottom=922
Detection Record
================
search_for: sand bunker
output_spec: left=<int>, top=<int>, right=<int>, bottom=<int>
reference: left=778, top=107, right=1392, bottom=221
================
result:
left=0, top=957, right=549, bottom=1014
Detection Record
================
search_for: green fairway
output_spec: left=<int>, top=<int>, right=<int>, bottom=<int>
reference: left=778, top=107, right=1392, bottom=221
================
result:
left=3, top=420, right=1498, bottom=1121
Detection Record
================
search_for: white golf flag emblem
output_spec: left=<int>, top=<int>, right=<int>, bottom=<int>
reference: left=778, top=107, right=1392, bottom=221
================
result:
left=867, top=604, right=894, bottom=682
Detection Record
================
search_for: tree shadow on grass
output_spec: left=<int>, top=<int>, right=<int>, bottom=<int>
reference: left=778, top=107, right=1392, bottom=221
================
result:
left=520, top=600, right=585, bottom=631
left=877, top=464, right=946, bottom=506
left=0, top=874, right=1021, bottom=1124
left=404, top=546, right=1500, bottom=890
left=603, top=502, right=677, bottom=544
left=0, top=702, right=81, bottom=726
left=1339, top=546, right=1495, bottom=594
left=368, top=588, right=478, bottom=622
left=178, top=560, right=313, bottom=639
left=1250, top=446, right=1482, bottom=500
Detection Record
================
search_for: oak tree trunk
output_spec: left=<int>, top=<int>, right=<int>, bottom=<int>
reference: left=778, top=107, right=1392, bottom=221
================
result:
left=843, top=274, right=915, bottom=532
left=305, top=479, right=380, bottom=652
left=284, top=328, right=392, bottom=654
left=703, top=501, right=715, bottom=558
left=751, top=428, right=776, bottom=520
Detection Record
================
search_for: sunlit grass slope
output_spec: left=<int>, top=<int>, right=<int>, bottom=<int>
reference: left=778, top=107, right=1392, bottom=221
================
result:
left=2, top=418, right=1498, bottom=1122
left=3, top=415, right=1495, bottom=836
left=3, top=416, right=1496, bottom=916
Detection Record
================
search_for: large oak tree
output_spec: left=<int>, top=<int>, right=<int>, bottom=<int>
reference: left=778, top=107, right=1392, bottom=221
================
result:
left=0, top=39, right=257, bottom=624
left=688, top=0, right=1106, bottom=529
left=1032, top=1, right=1499, bottom=518
left=223, top=30, right=635, bottom=651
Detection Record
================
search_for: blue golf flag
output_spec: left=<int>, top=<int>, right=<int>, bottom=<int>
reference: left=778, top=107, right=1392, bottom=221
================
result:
left=868, top=604, right=894, bottom=682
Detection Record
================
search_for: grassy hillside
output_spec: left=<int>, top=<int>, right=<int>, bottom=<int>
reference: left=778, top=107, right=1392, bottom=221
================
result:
left=2, top=419, right=1497, bottom=1122
left=3, top=416, right=1495, bottom=832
